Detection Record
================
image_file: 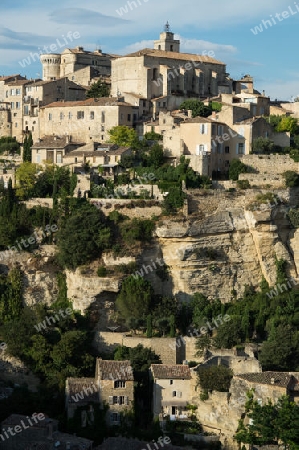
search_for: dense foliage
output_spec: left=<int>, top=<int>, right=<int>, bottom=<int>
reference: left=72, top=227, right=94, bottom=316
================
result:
left=86, top=79, right=110, bottom=98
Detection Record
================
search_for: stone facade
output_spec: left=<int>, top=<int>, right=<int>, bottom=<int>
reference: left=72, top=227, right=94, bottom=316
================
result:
left=41, top=46, right=115, bottom=82
left=111, top=28, right=230, bottom=115
left=150, top=364, right=193, bottom=418
left=94, top=332, right=177, bottom=365
left=39, top=98, right=138, bottom=143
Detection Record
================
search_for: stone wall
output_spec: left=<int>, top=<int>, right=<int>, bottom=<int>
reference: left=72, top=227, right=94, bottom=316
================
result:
left=94, top=332, right=177, bottom=364
left=90, top=198, right=162, bottom=218
left=241, top=154, right=299, bottom=175
left=239, top=173, right=285, bottom=188
left=23, top=198, right=54, bottom=209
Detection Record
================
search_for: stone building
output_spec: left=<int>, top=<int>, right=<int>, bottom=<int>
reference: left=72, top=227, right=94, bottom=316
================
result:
left=40, top=46, right=117, bottom=82
left=39, top=98, right=138, bottom=143
left=0, top=76, right=86, bottom=141
left=65, top=359, right=134, bottom=426
left=0, top=414, right=93, bottom=449
left=150, top=363, right=193, bottom=419
left=162, top=116, right=245, bottom=176
left=31, top=135, right=84, bottom=165
left=111, top=23, right=231, bottom=116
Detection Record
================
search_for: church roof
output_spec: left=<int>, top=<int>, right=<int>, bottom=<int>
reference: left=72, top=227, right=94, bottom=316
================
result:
left=123, top=48, right=225, bottom=65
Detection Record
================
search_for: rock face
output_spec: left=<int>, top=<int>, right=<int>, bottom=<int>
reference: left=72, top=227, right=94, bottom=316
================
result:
left=1, top=188, right=299, bottom=313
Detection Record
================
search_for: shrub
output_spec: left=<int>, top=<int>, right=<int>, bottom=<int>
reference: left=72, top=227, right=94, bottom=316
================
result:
left=237, top=179, right=250, bottom=189
left=97, top=266, right=107, bottom=277
left=288, top=208, right=299, bottom=228
left=197, top=366, right=233, bottom=392
left=283, top=170, right=299, bottom=187
left=229, top=159, right=248, bottom=181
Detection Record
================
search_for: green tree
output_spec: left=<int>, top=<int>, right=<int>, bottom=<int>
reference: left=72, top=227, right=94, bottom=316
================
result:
left=162, top=186, right=185, bottom=214
left=229, top=158, right=248, bottom=181
left=259, top=324, right=294, bottom=371
left=16, top=162, right=39, bottom=198
left=283, top=170, right=299, bottom=187
left=179, top=100, right=212, bottom=118
left=115, top=276, right=154, bottom=321
left=108, top=126, right=138, bottom=147
left=23, top=132, right=33, bottom=162
left=277, top=116, right=299, bottom=134
left=146, top=144, right=164, bottom=168
left=146, top=314, right=152, bottom=338
left=197, top=365, right=233, bottom=392
left=56, top=202, right=111, bottom=268
left=252, top=137, right=274, bottom=154
left=86, top=79, right=110, bottom=98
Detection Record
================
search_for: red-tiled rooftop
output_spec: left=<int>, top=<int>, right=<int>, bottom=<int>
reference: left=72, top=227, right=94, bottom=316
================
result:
left=151, top=364, right=191, bottom=380
left=236, top=372, right=295, bottom=388
left=97, top=359, right=134, bottom=381
left=42, top=98, right=133, bottom=108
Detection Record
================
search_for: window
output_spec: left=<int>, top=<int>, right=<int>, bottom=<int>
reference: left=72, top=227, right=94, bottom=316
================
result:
left=5, top=91, right=8, bottom=98
left=170, top=380, right=173, bottom=385
left=32, top=126, right=34, bottom=131
left=11, top=102, right=14, bottom=109
left=172, top=391, right=182, bottom=398
left=110, top=395, right=127, bottom=405
left=48, top=113, right=52, bottom=121
left=36, top=154, right=41, bottom=163
left=101, top=111, right=105, bottom=123
left=212, top=124, right=217, bottom=135
left=56, top=152, right=62, bottom=164
left=217, top=143, right=223, bottom=154
left=218, top=125, right=223, bottom=135
left=68, top=112, right=72, bottom=120
left=24, top=105, right=29, bottom=115
left=110, top=413, right=120, bottom=424
left=77, top=111, right=84, bottom=119
left=101, top=135, right=104, bottom=140
left=170, top=45, right=173, bottom=51
left=127, top=114, right=131, bottom=121
left=200, top=123, right=208, bottom=134
left=143, top=101, right=146, bottom=107
left=90, top=111, right=94, bottom=120
left=10, top=89, right=16, bottom=96
left=16, top=102, right=20, bottom=109
left=225, top=146, right=230, bottom=154
left=153, top=68, right=158, bottom=81
left=15, top=123, right=18, bottom=128
left=101, top=125, right=105, bottom=132
left=237, top=143, right=245, bottom=155
left=16, top=89, right=21, bottom=95
left=120, top=113, right=124, bottom=120
left=114, top=381, right=126, bottom=388
left=60, top=112, right=64, bottom=120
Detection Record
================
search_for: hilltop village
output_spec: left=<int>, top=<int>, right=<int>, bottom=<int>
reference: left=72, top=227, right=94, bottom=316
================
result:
left=0, top=23, right=299, bottom=450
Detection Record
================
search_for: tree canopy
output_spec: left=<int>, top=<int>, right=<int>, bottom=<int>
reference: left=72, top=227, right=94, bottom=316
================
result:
left=86, top=79, right=110, bottom=98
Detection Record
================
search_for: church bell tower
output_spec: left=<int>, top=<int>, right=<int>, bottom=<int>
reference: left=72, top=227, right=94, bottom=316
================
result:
left=154, top=22, right=180, bottom=52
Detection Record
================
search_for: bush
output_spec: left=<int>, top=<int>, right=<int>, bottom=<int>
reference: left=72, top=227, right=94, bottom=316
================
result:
left=237, top=179, right=250, bottom=189
left=288, top=208, right=299, bottom=228
left=197, top=366, right=233, bottom=392
left=229, top=159, right=248, bottom=181
left=283, top=170, right=299, bottom=187
left=97, top=266, right=107, bottom=277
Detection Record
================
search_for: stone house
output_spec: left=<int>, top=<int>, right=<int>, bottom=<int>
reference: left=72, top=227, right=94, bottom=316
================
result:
left=0, top=102, right=12, bottom=137
left=31, top=135, right=84, bottom=165
left=65, top=359, right=134, bottom=427
left=111, top=24, right=231, bottom=116
left=39, top=98, right=138, bottom=143
left=1, top=77, right=86, bottom=142
left=163, top=116, right=246, bottom=176
left=150, top=364, right=193, bottom=420
left=0, top=413, right=93, bottom=449
left=63, top=142, right=132, bottom=176
left=41, top=46, right=116, bottom=81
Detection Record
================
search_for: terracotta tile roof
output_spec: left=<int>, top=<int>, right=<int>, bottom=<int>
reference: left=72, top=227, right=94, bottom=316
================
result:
left=97, top=359, right=134, bottom=381
left=0, top=75, right=26, bottom=82
left=96, top=437, right=184, bottom=450
left=182, top=116, right=226, bottom=125
left=236, top=372, right=294, bottom=388
left=124, top=48, right=225, bottom=65
left=2, top=414, right=56, bottom=428
left=42, top=98, right=132, bottom=108
left=66, top=377, right=99, bottom=404
left=32, top=135, right=84, bottom=149
left=151, top=364, right=191, bottom=380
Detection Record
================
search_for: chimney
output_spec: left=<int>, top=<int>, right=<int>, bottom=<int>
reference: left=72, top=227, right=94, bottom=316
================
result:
left=187, top=109, right=192, bottom=118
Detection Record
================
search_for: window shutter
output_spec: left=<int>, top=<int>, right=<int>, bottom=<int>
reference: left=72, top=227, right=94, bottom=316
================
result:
left=178, top=391, right=182, bottom=398
left=172, top=391, right=176, bottom=397
left=125, top=396, right=129, bottom=405
left=117, top=396, right=120, bottom=405
left=108, top=396, right=113, bottom=405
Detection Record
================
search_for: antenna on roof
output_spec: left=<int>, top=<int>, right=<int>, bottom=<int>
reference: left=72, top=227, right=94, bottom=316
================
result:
left=164, top=21, right=170, bottom=32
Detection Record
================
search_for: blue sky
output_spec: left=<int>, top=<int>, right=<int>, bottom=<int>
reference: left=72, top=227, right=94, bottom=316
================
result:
left=0, top=0, right=298, bottom=101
